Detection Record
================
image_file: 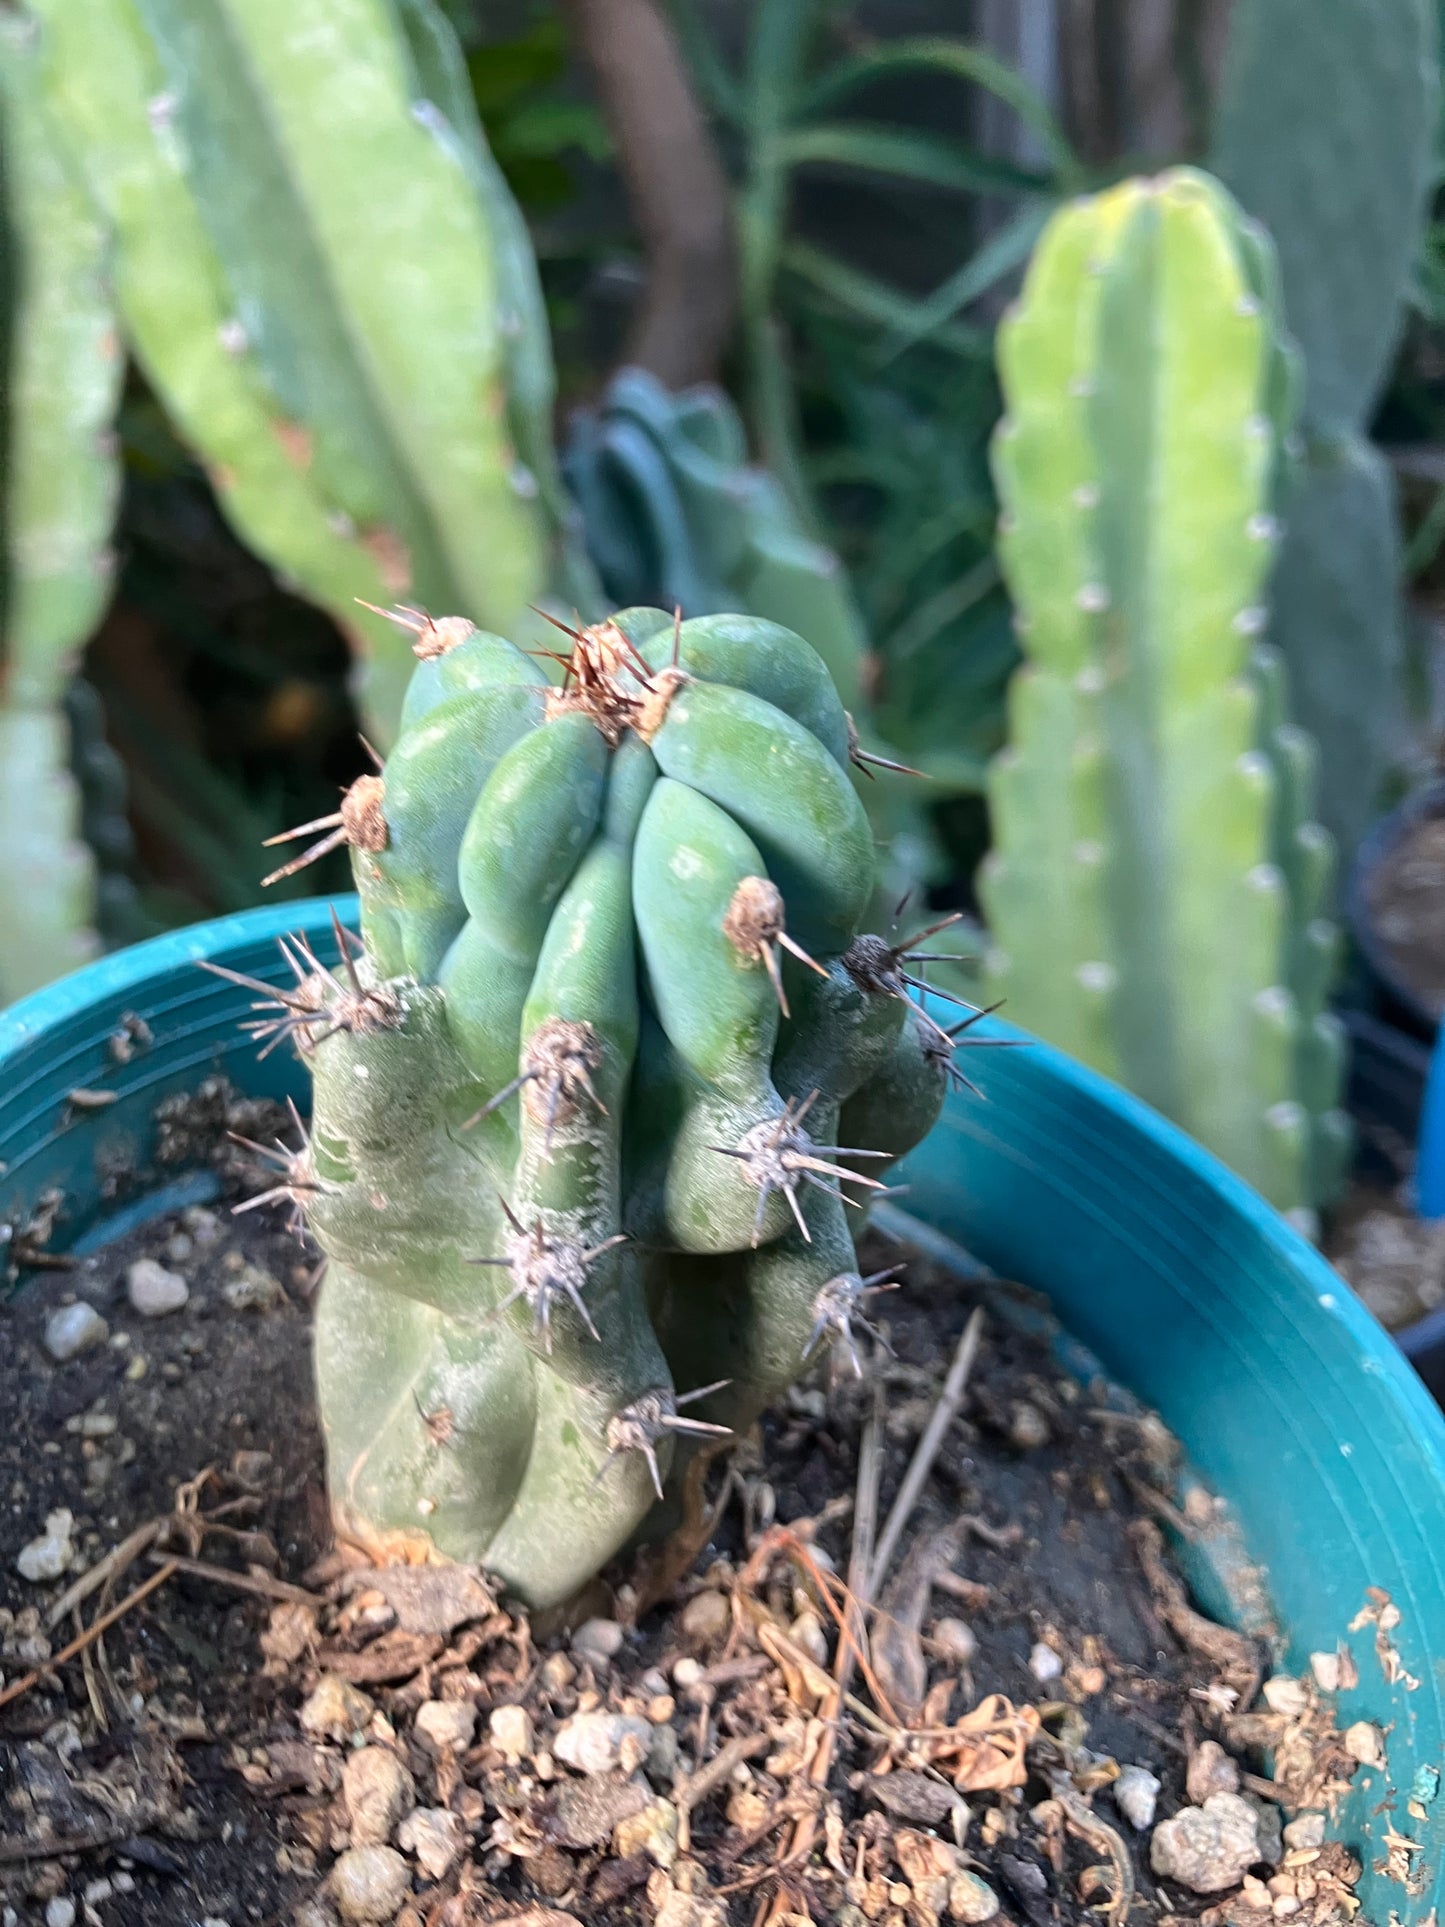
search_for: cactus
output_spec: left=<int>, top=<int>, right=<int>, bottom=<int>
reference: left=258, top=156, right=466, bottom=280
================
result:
left=27, top=0, right=574, bottom=743
left=226, top=604, right=968, bottom=1607
left=563, top=367, right=976, bottom=922
left=0, top=13, right=123, bottom=1002
left=1211, top=0, right=1440, bottom=864
left=980, top=169, right=1350, bottom=1223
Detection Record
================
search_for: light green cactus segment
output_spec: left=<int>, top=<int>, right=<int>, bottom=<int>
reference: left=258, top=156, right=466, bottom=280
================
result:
left=385, top=0, right=602, bottom=620
left=983, top=170, right=1345, bottom=1216
left=315, top=1262, right=537, bottom=1558
left=647, top=1176, right=857, bottom=1447
left=134, top=0, right=542, bottom=620
left=437, top=713, right=609, bottom=1092
left=634, top=780, right=780, bottom=1091
left=650, top=681, right=875, bottom=955
left=306, top=989, right=534, bottom=1553
left=478, top=1234, right=671, bottom=1604
left=838, top=1008, right=948, bottom=1171
left=0, top=20, right=120, bottom=705
left=399, top=626, right=546, bottom=733
left=292, top=607, right=948, bottom=1605
left=980, top=672, right=1121, bottom=1080
left=640, top=613, right=851, bottom=767
left=521, top=735, right=655, bottom=1072
left=0, top=16, right=122, bottom=1002
left=365, top=683, right=547, bottom=980
left=1212, top=0, right=1438, bottom=428
left=28, top=0, right=406, bottom=737
left=0, top=715, right=100, bottom=1002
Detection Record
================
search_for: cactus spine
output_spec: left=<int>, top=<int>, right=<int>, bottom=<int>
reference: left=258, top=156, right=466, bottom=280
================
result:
left=27, top=0, right=571, bottom=742
left=0, top=14, right=122, bottom=1001
left=980, top=169, right=1349, bottom=1223
left=1211, top=0, right=1440, bottom=865
left=237, top=606, right=960, bottom=1607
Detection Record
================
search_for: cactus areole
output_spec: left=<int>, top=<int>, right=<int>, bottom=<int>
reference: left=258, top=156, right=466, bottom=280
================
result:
left=231, top=606, right=968, bottom=1608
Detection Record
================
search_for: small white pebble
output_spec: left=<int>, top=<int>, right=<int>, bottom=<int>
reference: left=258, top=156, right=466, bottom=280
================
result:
left=570, top=1616, right=624, bottom=1664
left=1343, top=1720, right=1384, bottom=1767
left=1261, top=1674, right=1309, bottom=1719
left=489, top=1703, right=532, bottom=1763
left=329, top=1843, right=410, bottom=1921
left=1028, top=1641, right=1063, bottom=1682
left=413, top=1699, right=477, bottom=1755
left=46, top=1900, right=77, bottom=1927
left=933, top=1618, right=977, bottom=1665
left=949, top=1872, right=999, bottom=1923
left=17, top=1509, right=75, bottom=1583
left=672, top=1655, right=704, bottom=1689
left=1113, top=1764, right=1161, bottom=1830
left=44, top=1303, right=109, bottom=1362
left=1282, top=1812, right=1326, bottom=1851
left=127, top=1258, right=189, bottom=1317
left=1308, top=1650, right=1340, bottom=1692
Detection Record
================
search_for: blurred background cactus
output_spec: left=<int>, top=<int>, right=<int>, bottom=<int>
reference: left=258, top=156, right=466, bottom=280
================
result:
left=980, top=171, right=1349, bottom=1225
left=0, top=12, right=122, bottom=1001
left=27, top=0, right=578, bottom=746
left=1211, top=0, right=1441, bottom=869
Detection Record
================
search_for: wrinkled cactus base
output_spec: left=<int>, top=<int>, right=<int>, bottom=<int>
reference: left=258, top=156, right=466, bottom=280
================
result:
left=257, top=607, right=956, bottom=1610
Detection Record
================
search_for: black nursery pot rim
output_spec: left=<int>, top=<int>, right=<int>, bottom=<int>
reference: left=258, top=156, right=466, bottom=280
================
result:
left=3, top=897, right=1445, bottom=1917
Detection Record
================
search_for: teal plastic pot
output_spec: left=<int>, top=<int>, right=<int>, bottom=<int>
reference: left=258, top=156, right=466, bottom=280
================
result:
left=3, top=901, right=1444, bottom=1917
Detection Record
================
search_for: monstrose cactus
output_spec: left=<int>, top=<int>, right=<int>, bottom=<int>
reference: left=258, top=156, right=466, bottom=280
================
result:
left=223, top=606, right=972, bottom=1607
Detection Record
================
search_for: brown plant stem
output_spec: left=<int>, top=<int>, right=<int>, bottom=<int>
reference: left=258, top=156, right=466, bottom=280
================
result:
left=560, top=0, right=738, bottom=386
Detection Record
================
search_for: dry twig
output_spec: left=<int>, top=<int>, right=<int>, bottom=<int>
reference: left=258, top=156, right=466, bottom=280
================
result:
left=869, top=1308, right=984, bottom=1595
left=0, top=1563, right=178, bottom=1711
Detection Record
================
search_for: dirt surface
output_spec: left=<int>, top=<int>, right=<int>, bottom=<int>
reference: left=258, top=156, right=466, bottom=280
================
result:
left=1, top=1111, right=1369, bottom=1927
left=1329, top=1179, right=1445, bottom=1332
left=1365, top=810, right=1445, bottom=1019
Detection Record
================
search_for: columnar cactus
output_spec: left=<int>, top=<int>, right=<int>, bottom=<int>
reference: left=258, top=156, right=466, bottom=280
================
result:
left=224, top=607, right=966, bottom=1607
left=28, top=0, right=588, bottom=744
left=0, top=13, right=122, bottom=1002
left=980, top=169, right=1350, bottom=1224
left=1211, top=0, right=1439, bottom=865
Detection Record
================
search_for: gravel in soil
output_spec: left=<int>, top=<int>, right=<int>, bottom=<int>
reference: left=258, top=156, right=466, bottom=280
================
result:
left=1328, top=1179, right=1445, bottom=1332
left=1365, top=811, right=1445, bottom=1020
left=1, top=1109, right=1375, bottom=1927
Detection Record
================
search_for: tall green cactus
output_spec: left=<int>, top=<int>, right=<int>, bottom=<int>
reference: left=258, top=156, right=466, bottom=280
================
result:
left=1211, top=0, right=1440, bottom=866
left=226, top=605, right=963, bottom=1607
left=0, top=13, right=122, bottom=1001
left=980, top=170, right=1349, bottom=1223
left=26, top=0, right=579, bottom=743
